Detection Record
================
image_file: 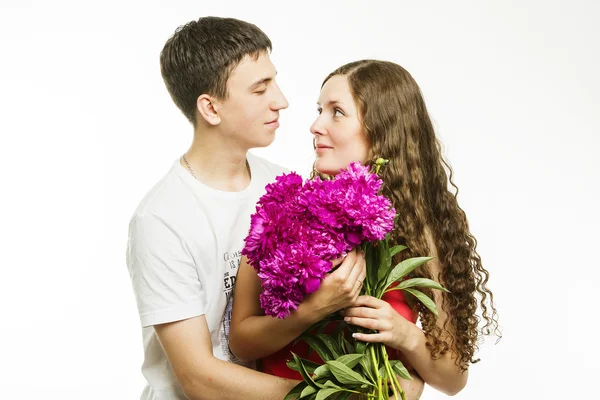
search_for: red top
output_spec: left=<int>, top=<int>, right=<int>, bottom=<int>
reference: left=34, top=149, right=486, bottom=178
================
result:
left=260, top=287, right=417, bottom=379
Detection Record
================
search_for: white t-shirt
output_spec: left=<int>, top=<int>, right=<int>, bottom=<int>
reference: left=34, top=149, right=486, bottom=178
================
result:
left=126, top=153, right=288, bottom=400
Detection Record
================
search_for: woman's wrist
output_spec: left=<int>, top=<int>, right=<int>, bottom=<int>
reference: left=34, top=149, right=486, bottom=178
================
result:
left=295, top=298, right=329, bottom=327
left=395, top=317, right=424, bottom=354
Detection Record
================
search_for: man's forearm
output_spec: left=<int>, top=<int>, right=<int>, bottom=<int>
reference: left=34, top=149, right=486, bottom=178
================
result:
left=183, top=357, right=299, bottom=400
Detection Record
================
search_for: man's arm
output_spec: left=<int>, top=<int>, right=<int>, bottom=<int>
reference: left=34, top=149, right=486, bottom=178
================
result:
left=229, top=251, right=366, bottom=362
left=155, top=315, right=299, bottom=400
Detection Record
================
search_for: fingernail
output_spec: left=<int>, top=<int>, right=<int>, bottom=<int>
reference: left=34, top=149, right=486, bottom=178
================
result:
left=352, top=333, right=359, bottom=338
left=344, top=317, right=350, bottom=322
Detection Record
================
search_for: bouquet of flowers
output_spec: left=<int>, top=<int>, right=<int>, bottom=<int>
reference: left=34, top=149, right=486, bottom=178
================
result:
left=243, top=160, right=447, bottom=400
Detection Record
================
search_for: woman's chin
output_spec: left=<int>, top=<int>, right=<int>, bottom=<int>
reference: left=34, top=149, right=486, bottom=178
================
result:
left=315, top=164, right=339, bottom=177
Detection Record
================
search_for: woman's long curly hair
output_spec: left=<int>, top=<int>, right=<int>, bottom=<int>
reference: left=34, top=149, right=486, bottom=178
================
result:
left=316, top=60, right=500, bottom=370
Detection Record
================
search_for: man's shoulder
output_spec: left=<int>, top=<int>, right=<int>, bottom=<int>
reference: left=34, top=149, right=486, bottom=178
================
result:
left=129, top=161, right=197, bottom=223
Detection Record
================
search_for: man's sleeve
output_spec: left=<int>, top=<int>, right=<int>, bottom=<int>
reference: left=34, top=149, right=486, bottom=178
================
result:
left=126, top=214, right=206, bottom=327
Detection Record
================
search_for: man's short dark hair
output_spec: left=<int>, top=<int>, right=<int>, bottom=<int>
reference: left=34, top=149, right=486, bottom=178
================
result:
left=160, top=17, right=272, bottom=125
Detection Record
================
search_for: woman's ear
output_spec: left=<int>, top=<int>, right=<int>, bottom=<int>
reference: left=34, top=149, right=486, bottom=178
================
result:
left=196, top=94, right=221, bottom=126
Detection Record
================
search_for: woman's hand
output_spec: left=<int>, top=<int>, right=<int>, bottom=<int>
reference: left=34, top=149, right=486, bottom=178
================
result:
left=342, top=295, right=419, bottom=353
left=303, top=249, right=366, bottom=317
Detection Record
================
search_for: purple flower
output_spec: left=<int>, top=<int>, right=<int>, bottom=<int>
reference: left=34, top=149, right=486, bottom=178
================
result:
left=242, top=163, right=396, bottom=319
left=303, top=277, right=321, bottom=294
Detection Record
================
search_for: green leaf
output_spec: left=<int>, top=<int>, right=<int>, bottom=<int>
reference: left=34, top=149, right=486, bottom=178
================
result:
left=358, top=358, right=375, bottom=383
left=378, top=365, right=388, bottom=380
left=395, top=278, right=449, bottom=292
left=322, top=380, right=343, bottom=389
left=284, top=381, right=307, bottom=400
left=377, top=240, right=392, bottom=284
left=326, top=360, right=374, bottom=387
left=384, top=257, right=433, bottom=291
left=332, top=323, right=346, bottom=353
left=365, top=243, right=378, bottom=292
left=390, top=245, right=408, bottom=257
left=313, top=364, right=332, bottom=380
left=317, top=334, right=343, bottom=359
left=315, top=388, right=342, bottom=400
left=354, top=340, right=367, bottom=355
left=300, top=385, right=317, bottom=398
left=287, top=357, right=322, bottom=374
left=302, top=336, right=334, bottom=362
left=341, top=334, right=355, bottom=354
left=292, top=353, right=320, bottom=388
left=303, top=316, right=338, bottom=340
left=390, top=360, right=413, bottom=380
left=335, top=354, right=364, bottom=369
left=404, top=288, right=438, bottom=317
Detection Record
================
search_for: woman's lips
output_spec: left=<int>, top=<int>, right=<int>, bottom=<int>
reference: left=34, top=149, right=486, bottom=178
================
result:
left=315, top=145, right=332, bottom=154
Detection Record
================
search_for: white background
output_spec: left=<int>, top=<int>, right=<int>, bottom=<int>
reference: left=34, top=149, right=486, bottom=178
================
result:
left=1, top=0, right=598, bottom=398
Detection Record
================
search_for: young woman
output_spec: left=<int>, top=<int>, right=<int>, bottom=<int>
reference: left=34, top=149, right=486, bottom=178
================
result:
left=230, top=60, right=500, bottom=397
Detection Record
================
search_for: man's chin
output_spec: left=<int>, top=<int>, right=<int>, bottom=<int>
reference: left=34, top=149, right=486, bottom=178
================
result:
left=250, top=135, right=276, bottom=149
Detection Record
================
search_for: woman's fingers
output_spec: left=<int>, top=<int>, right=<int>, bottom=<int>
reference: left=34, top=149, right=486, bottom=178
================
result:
left=344, top=306, right=377, bottom=319
left=351, top=331, right=387, bottom=343
left=346, top=249, right=366, bottom=286
left=344, top=316, right=380, bottom=331
left=353, top=295, right=385, bottom=308
left=331, top=249, right=356, bottom=271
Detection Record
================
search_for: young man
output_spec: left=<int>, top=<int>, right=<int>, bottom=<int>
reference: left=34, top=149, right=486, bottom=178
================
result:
left=126, top=17, right=379, bottom=400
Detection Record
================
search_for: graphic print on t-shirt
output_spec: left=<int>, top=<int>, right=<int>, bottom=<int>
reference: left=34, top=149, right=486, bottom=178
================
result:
left=220, top=249, right=255, bottom=368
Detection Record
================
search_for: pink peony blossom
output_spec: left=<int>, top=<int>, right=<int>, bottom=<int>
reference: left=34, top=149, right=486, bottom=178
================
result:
left=242, top=162, right=395, bottom=319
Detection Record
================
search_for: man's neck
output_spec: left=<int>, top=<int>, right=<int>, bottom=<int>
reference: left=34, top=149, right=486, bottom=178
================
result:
left=181, top=131, right=251, bottom=192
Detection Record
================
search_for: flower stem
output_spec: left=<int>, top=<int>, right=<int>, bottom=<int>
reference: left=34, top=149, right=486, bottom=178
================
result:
left=369, top=345, right=383, bottom=399
left=341, top=388, right=370, bottom=396
left=384, top=359, right=400, bottom=400
left=381, top=346, right=406, bottom=400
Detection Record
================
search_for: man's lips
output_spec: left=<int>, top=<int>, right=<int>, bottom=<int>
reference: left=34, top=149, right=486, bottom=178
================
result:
left=265, top=119, right=280, bottom=129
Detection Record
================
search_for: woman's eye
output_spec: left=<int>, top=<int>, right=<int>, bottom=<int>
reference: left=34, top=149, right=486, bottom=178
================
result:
left=333, top=108, right=344, bottom=117
left=316, top=107, right=322, bottom=114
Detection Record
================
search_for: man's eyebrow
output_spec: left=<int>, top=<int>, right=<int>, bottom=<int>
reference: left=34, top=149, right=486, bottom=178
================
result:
left=250, top=77, right=272, bottom=88
left=250, top=72, right=278, bottom=89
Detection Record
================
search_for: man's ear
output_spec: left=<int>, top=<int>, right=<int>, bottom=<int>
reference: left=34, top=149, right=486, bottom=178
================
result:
left=196, top=94, right=221, bottom=126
